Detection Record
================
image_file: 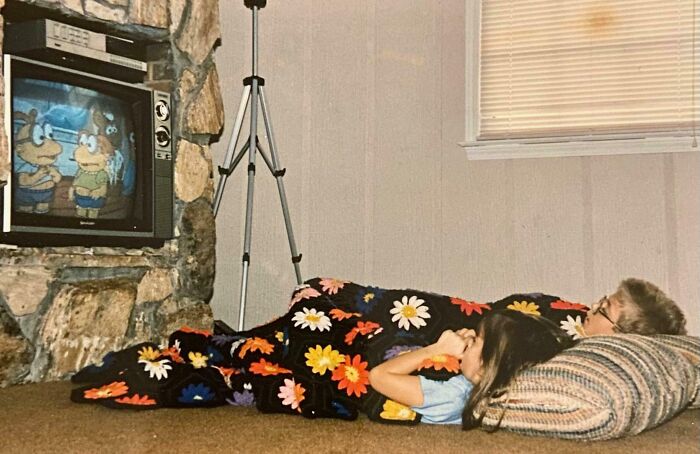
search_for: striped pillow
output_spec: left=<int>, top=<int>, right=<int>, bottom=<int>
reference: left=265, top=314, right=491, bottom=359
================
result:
left=478, top=335, right=698, bottom=441
left=652, top=335, right=700, bottom=409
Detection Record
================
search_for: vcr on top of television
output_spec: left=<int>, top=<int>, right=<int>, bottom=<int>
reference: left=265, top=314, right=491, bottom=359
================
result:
left=4, top=18, right=147, bottom=82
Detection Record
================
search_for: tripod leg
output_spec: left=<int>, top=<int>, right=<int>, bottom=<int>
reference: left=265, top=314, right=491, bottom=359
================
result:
left=237, top=77, right=263, bottom=331
left=258, top=86, right=303, bottom=285
left=213, top=85, right=252, bottom=216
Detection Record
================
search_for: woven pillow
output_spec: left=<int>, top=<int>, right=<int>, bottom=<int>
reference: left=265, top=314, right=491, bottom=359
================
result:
left=651, top=335, right=700, bottom=409
left=478, top=335, right=698, bottom=441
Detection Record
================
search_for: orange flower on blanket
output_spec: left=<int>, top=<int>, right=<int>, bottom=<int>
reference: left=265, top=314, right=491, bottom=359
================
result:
left=159, top=346, right=185, bottom=364
left=344, top=321, right=381, bottom=346
left=289, top=286, right=322, bottom=308
left=83, top=381, right=129, bottom=400
left=278, top=378, right=306, bottom=412
left=178, top=326, right=212, bottom=337
left=418, top=354, right=460, bottom=373
left=330, top=308, right=362, bottom=321
left=249, top=358, right=292, bottom=376
left=214, top=366, right=240, bottom=388
left=319, top=278, right=348, bottom=295
left=450, top=297, right=491, bottom=316
left=115, top=394, right=157, bottom=406
left=331, top=354, right=369, bottom=397
left=213, top=366, right=239, bottom=377
left=238, top=337, right=275, bottom=359
left=550, top=300, right=589, bottom=312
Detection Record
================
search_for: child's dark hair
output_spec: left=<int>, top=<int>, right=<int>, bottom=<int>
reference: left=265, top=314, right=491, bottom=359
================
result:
left=461, top=310, right=575, bottom=431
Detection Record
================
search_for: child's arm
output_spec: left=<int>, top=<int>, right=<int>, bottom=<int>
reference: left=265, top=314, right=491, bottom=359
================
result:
left=368, top=330, right=469, bottom=407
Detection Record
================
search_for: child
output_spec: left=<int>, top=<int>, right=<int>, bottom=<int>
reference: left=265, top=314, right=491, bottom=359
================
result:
left=368, top=310, right=575, bottom=429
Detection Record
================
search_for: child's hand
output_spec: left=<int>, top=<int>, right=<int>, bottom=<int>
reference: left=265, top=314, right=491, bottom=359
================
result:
left=435, top=330, right=469, bottom=357
left=456, top=328, right=477, bottom=343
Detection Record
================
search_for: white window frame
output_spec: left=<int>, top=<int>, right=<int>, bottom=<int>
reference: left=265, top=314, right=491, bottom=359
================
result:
left=460, top=0, right=699, bottom=160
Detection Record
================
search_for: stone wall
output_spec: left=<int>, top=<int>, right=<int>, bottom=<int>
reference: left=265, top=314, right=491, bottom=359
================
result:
left=0, top=0, right=224, bottom=385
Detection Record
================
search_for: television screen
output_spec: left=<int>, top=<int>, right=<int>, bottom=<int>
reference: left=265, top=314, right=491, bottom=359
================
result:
left=11, top=77, right=137, bottom=221
left=2, top=55, right=172, bottom=247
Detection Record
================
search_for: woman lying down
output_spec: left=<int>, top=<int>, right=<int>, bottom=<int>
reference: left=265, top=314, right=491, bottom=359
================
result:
left=71, top=277, right=686, bottom=429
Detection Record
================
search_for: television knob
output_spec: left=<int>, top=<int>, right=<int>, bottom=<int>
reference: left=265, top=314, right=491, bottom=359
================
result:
left=155, top=100, right=170, bottom=121
left=155, top=125, right=171, bottom=148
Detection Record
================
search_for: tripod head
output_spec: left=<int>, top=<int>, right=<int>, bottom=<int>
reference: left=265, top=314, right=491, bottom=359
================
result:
left=244, top=0, right=267, bottom=9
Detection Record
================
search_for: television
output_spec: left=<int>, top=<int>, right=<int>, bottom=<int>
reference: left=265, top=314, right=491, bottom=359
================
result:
left=1, top=55, right=173, bottom=247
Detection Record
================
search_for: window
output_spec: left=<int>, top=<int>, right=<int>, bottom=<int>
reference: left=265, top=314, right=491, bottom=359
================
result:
left=462, top=0, right=699, bottom=160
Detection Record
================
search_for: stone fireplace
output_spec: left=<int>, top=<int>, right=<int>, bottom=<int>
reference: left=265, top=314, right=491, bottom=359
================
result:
left=0, top=0, right=224, bottom=386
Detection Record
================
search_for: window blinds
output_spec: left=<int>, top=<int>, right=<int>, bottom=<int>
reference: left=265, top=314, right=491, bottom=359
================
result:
left=479, top=0, right=698, bottom=140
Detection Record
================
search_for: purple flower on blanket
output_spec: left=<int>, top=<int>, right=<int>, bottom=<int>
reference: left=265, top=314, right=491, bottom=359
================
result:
left=228, top=386, right=256, bottom=406
left=212, top=334, right=243, bottom=348
left=177, top=383, right=216, bottom=404
left=383, top=345, right=421, bottom=361
left=354, top=287, right=385, bottom=314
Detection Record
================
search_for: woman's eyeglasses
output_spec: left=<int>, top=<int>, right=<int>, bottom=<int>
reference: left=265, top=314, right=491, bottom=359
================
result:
left=591, top=296, right=626, bottom=333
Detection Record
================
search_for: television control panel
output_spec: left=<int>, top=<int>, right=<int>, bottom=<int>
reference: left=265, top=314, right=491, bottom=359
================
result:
left=153, top=93, right=172, bottom=161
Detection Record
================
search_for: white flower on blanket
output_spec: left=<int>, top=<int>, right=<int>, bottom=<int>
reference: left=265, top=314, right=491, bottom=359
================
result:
left=292, top=307, right=332, bottom=332
left=230, top=338, right=246, bottom=357
left=390, top=295, right=430, bottom=330
left=139, top=358, right=172, bottom=380
left=560, top=315, right=586, bottom=339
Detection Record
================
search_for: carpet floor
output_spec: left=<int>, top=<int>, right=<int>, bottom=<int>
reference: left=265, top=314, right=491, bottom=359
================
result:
left=0, top=381, right=697, bottom=453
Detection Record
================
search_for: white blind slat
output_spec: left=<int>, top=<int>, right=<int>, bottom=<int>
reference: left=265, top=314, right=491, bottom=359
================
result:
left=479, top=0, right=698, bottom=139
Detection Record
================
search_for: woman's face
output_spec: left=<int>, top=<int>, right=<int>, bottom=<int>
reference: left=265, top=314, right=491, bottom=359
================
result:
left=460, top=332, right=484, bottom=384
left=583, top=293, right=625, bottom=335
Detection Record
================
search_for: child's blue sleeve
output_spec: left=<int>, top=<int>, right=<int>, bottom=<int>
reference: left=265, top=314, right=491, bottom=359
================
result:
left=411, top=375, right=473, bottom=425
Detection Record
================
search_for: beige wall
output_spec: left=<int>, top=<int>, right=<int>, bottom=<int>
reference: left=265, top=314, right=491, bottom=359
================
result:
left=211, top=1, right=699, bottom=335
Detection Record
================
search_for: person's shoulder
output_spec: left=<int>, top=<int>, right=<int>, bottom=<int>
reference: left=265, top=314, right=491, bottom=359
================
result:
left=447, top=374, right=473, bottom=391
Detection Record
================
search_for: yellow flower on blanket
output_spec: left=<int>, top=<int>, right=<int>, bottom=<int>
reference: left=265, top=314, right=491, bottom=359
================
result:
left=305, top=345, right=345, bottom=375
left=188, top=351, right=208, bottom=369
left=507, top=301, right=541, bottom=316
left=138, top=346, right=160, bottom=362
left=380, top=400, right=417, bottom=421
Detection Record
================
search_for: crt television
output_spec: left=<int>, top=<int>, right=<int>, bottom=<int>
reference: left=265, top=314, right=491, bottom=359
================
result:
left=2, top=55, right=173, bottom=247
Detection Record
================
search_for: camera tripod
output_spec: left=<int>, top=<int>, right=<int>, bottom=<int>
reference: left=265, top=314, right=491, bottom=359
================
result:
left=213, top=0, right=303, bottom=331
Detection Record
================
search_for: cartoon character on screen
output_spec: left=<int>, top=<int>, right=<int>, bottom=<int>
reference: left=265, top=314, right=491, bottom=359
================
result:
left=12, top=109, right=63, bottom=214
left=94, top=110, right=126, bottom=188
left=68, top=111, right=117, bottom=219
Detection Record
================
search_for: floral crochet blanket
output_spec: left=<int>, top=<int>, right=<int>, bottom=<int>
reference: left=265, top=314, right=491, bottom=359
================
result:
left=70, top=277, right=587, bottom=423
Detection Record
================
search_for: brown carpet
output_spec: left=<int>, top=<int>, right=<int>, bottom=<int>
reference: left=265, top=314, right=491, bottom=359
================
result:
left=0, top=381, right=697, bottom=454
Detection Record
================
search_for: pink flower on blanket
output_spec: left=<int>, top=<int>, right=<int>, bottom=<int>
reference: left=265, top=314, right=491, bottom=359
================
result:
left=278, top=378, right=305, bottom=412
left=319, top=278, right=348, bottom=295
left=289, top=286, right=322, bottom=308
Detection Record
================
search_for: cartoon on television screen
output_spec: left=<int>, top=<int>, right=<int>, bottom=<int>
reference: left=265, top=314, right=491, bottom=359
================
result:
left=11, top=78, right=137, bottom=220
